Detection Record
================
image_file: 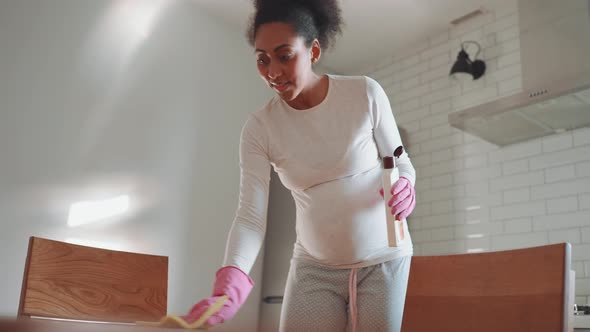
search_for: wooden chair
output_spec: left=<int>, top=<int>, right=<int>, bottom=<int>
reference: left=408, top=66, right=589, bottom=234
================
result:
left=18, top=236, right=168, bottom=323
left=402, top=243, right=575, bottom=332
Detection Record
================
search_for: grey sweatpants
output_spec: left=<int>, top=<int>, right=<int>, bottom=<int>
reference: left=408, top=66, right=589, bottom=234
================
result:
left=279, top=256, right=412, bottom=332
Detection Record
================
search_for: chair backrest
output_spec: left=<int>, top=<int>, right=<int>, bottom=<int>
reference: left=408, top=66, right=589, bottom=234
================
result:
left=402, top=243, right=573, bottom=332
left=18, top=236, right=168, bottom=323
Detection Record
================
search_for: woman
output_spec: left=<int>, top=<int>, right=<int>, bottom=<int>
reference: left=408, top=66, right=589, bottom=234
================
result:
left=183, top=0, right=416, bottom=331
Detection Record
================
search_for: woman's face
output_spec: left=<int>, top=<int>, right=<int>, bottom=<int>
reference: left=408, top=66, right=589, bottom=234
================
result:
left=254, top=22, right=318, bottom=102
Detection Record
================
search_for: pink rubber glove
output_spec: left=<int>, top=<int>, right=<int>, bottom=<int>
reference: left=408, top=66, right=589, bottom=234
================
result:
left=182, top=266, right=254, bottom=327
left=379, top=176, right=416, bottom=220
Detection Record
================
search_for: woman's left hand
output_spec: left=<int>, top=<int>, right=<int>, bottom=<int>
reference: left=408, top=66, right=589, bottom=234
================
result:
left=379, top=177, right=416, bottom=220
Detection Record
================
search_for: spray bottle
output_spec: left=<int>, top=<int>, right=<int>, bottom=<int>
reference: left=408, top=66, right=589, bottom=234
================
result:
left=382, top=146, right=406, bottom=247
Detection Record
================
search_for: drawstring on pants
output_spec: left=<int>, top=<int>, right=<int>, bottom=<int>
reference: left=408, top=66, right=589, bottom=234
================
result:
left=348, top=268, right=358, bottom=332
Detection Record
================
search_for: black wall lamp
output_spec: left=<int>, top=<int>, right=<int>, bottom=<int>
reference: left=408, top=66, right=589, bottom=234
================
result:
left=450, top=41, right=486, bottom=80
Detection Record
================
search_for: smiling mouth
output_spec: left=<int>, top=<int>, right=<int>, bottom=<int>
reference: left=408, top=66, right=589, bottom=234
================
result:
left=271, top=81, right=290, bottom=92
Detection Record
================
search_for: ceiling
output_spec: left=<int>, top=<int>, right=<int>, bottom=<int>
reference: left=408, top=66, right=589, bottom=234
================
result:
left=192, top=0, right=501, bottom=73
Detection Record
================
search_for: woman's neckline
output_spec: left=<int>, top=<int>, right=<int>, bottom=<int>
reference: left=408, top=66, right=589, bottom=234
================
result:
left=280, top=74, right=332, bottom=113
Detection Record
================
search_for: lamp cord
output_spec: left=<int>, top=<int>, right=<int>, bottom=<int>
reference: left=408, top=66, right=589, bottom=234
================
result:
left=461, top=41, right=482, bottom=59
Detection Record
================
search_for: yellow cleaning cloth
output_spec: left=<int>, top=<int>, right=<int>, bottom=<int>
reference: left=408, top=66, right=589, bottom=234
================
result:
left=137, top=295, right=229, bottom=329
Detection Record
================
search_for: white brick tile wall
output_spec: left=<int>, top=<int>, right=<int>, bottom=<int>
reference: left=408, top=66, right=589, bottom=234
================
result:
left=420, top=112, right=449, bottom=130
left=548, top=228, right=581, bottom=244
left=465, top=154, right=488, bottom=169
left=421, top=186, right=465, bottom=204
left=411, top=229, right=432, bottom=243
left=498, top=76, right=523, bottom=95
left=401, top=76, right=421, bottom=91
left=496, top=50, right=521, bottom=68
left=398, top=84, right=430, bottom=103
left=421, top=159, right=462, bottom=177
left=531, top=177, right=590, bottom=200
left=411, top=154, right=432, bottom=168
left=454, top=165, right=502, bottom=185
left=491, top=200, right=546, bottom=220
left=490, top=171, right=543, bottom=192
left=465, top=206, right=491, bottom=223
left=529, top=147, right=590, bottom=171
left=401, top=120, right=420, bottom=133
left=496, top=26, right=519, bottom=43
left=431, top=199, right=453, bottom=214
left=429, top=99, right=451, bottom=114
left=454, top=141, right=498, bottom=157
left=466, top=237, right=492, bottom=253
left=396, top=106, right=429, bottom=124
left=545, top=164, right=576, bottom=183
left=483, top=38, right=520, bottom=59
left=421, top=134, right=463, bottom=153
left=503, top=218, right=533, bottom=234
left=452, top=86, right=498, bottom=110
left=503, top=188, right=531, bottom=204
left=533, top=211, right=590, bottom=231
left=576, top=161, right=590, bottom=178
left=407, top=129, right=432, bottom=146
left=577, top=278, right=590, bottom=295
left=490, top=140, right=541, bottom=162
left=431, top=174, right=453, bottom=189
left=401, top=54, right=422, bottom=69
left=366, top=2, right=589, bottom=300
left=422, top=212, right=465, bottom=228
left=431, top=227, right=454, bottom=241
left=411, top=201, right=431, bottom=218
left=420, top=65, right=450, bottom=83
left=431, top=124, right=452, bottom=138
left=542, top=132, right=573, bottom=153
left=422, top=87, right=453, bottom=106
left=502, top=159, right=529, bottom=175
left=429, top=53, right=451, bottom=70
left=483, top=13, right=518, bottom=34
left=429, top=31, right=450, bottom=47
left=455, top=222, right=503, bottom=239
left=547, top=196, right=578, bottom=214
left=574, top=127, right=590, bottom=146
left=430, top=75, right=451, bottom=91
left=573, top=261, right=585, bottom=278
left=573, top=244, right=590, bottom=261
left=450, top=13, right=494, bottom=39
left=454, top=194, right=503, bottom=211
left=431, top=148, right=453, bottom=163
left=421, top=240, right=465, bottom=255
left=465, top=181, right=489, bottom=197
left=397, top=98, right=420, bottom=113
left=492, top=232, right=548, bottom=251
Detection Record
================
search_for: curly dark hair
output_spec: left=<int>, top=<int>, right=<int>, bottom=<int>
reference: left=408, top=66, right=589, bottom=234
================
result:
left=246, top=0, right=343, bottom=50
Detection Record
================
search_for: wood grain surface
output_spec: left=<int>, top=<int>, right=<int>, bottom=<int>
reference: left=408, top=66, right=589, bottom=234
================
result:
left=401, top=243, right=571, bottom=332
left=0, top=318, right=246, bottom=332
left=18, top=237, right=168, bottom=323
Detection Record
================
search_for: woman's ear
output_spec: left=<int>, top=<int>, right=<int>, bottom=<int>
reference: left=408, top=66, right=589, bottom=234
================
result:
left=311, top=39, right=321, bottom=64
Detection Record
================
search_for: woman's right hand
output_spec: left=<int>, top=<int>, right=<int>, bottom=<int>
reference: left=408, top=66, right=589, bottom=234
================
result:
left=182, top=266, right=254, bottom=327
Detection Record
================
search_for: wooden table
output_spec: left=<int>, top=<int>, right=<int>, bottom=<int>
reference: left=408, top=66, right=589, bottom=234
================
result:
left=0, top=318, right=245, bottom=332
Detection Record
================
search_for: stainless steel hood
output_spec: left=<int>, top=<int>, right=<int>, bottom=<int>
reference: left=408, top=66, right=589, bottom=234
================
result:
left=448, top=0, right=590, bottom=146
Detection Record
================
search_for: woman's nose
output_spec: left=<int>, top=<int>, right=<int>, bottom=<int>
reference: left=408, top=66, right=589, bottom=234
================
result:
left=267, top=62, right=282, bottom=80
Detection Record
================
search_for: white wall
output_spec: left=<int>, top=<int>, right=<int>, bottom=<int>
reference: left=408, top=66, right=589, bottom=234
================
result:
left=0, top=0, right=272, bottom=329
left=362, top=0, right=590, bottom=304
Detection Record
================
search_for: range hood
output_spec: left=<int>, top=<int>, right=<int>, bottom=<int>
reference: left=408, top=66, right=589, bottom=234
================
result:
left=448, top=0, right=590, bottom=146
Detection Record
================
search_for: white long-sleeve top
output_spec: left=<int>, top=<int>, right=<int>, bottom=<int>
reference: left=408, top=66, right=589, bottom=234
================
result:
left=223, top=75, right=416, bottom=273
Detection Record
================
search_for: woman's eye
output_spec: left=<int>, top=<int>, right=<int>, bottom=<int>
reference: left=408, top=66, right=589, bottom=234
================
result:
left=280, top=54, right=292, bottom=62
left=257, top=58, right=268, bottom=65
